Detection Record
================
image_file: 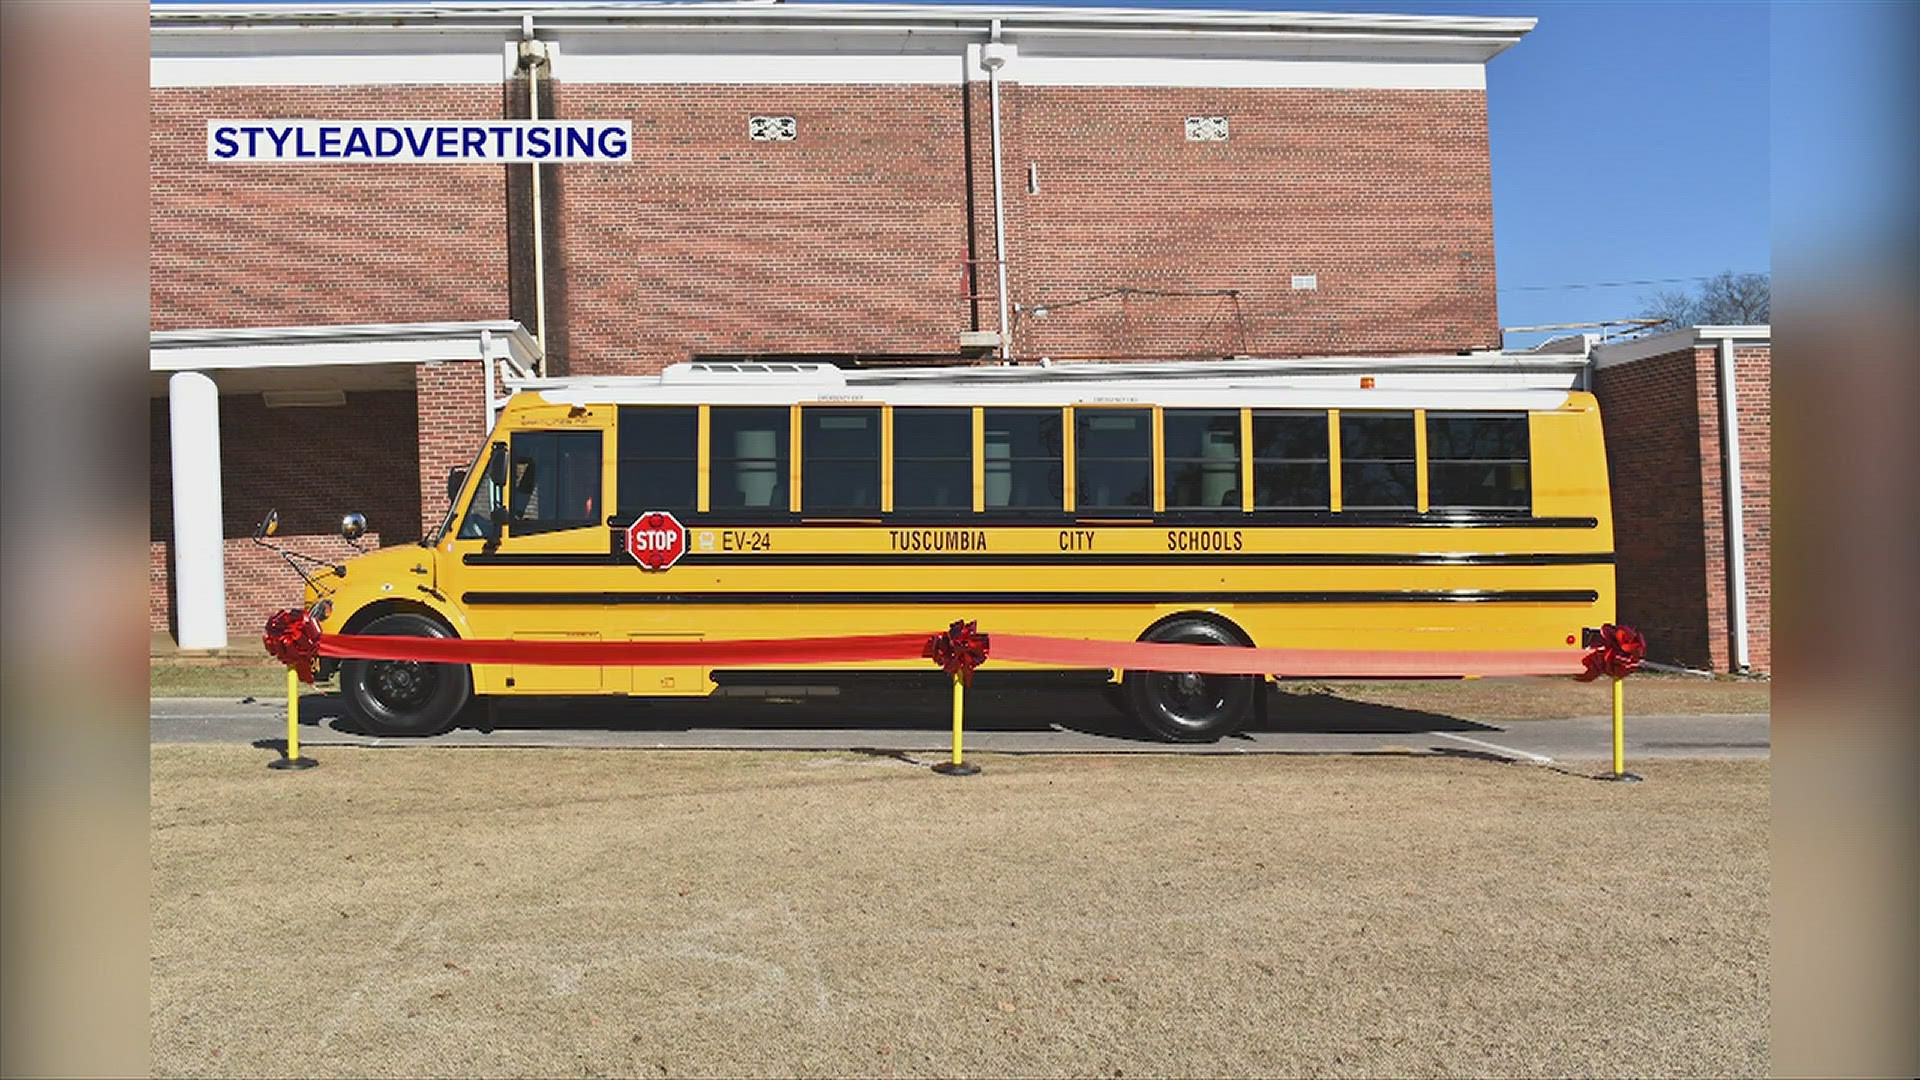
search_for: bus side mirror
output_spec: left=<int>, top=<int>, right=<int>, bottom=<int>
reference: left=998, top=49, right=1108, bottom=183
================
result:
left=486, top=445, right=508, bottom=489
left=446, top=466, right=468, bottom=502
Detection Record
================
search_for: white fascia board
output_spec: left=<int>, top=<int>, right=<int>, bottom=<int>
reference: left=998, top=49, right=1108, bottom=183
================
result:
left=151, top=320, right=541, bottom=371
left=152, top=27, right=517, bottom=86
left=1590, top=325, right=1770, bottom=370
left=152, top=3, right=1532, bottom=45
left=153, top=5, right=1532, bottom=88
left=844, top=354, right=1588, bottom=384
left=1005, top=55, right=1483, bottom=90
left=535, top=382, right=1570, bottom=411
left=1693, top=324, right=1770, bottom=340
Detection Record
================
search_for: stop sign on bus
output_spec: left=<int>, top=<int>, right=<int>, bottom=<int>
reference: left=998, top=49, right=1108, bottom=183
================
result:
left=625, top=510, right=687, bottom=571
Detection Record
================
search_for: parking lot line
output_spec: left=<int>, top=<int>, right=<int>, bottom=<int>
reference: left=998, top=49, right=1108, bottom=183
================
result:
left=1427, top=729, right=1555, bottom=764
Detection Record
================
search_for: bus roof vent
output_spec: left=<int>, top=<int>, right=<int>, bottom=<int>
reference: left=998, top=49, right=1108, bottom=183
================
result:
left=660, top=361, right=848, bottom=386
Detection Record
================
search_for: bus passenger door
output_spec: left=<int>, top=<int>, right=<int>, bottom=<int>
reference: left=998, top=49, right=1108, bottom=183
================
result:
left=441, top=425, right=611, bottom=695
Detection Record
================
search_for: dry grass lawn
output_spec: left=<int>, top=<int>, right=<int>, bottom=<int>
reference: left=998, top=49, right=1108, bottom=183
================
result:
left=151, top=747, right=1768, bottom=1078
left=151, top=656, right=1769, bottom=723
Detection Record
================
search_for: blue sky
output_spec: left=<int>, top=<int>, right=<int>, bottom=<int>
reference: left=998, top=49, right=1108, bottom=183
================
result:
left=164, top=0, right=1772, bottom=346
left=893, top=0, right=1773, bottom=345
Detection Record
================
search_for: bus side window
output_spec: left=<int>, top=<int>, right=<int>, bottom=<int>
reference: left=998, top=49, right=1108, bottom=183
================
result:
left=457, top=444, right=505, bottom=540
left=802, top=407, right=881, bottom=515
left=982, top=408, right=1063, bottom=512
left=1075, top=408, right=1152, bottom=514
left=617, top=406, right=698, bottom=517
left=1164, top=409, right=1243, bottom=511
left=1427, top=412, right=1531, bottom=511
left=1339, top=412, right=1417, bottom=511
left=710, top=407, right=791, bottom=511
left=891, top=407, right=973, bottom=512
left=507, top=430, right=603, bottom=533
left=1252, top=411, right=1331, bottom=510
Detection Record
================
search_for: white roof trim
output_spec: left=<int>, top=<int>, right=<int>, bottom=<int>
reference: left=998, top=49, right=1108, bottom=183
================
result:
left=152, top=4, right=1534, bottom=42
left=1590, top=324, right=1769, bottom=370
left=150, top=319, right=543, bottom=372
left=513, top=352, right=1588, bottom=408
left=152, top=4, right=1534, bottom=80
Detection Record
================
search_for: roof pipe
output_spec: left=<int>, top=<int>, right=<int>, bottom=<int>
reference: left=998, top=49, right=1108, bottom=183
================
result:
left=1717, top=335, right=1749, bottom=672
left=981, top=20, right=1012, bottom=361
left=480, top=327, right=496, bottom=434
left=519, top=15, right=550, bottom=375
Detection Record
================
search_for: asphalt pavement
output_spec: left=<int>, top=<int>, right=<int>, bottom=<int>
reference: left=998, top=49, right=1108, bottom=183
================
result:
left=151, top=687, right=1769, bottom=764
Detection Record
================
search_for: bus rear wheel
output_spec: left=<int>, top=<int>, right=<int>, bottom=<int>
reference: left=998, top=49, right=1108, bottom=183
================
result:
left=339, top=613, right=470, bottom=737
left=1124, top=617, right=1258, bottom=743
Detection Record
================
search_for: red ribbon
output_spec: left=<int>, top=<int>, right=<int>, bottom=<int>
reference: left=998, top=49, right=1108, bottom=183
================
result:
left=922, top=620, right=991, bottom=685
left=295, top=623, right=1596, bottom=679
left=1576, top=623, right=1646, bottom=682
left=263, top=608, right=322, bottom=684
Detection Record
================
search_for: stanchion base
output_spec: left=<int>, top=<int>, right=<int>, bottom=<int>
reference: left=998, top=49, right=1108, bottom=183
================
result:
left=932, top=760, right=981, bottom=776
left=269, top=756, right=319, bottom=771
left=1597, top=771, right=1643, bottom=783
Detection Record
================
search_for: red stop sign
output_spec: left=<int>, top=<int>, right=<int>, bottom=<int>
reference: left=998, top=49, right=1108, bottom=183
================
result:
left=625, top=510, right=687, bottom=571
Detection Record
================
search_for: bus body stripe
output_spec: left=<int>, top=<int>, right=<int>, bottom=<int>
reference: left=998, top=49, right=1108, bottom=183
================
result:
left=460, top=588, right=1601, bottom=606
left=467, top=551, right=1615, bottom=567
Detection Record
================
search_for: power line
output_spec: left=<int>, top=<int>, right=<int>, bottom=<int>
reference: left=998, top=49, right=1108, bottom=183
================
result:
left=1500, top=272, right=1767, bottom=294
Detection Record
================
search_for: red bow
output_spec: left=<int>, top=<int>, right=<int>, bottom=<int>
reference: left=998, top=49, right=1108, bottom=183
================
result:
left=1577, top=623, right=1646, bottom=682
left=264, top=608, right=322, bottom=684
left=924, top=620, right=991, bottom=685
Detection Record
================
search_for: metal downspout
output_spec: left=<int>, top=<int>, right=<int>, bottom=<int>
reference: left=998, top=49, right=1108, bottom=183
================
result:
left=983, top=21, right=1012, bottom=361
left=521, top=16, right=550, bottom=374
left=1717, top=335, right=1749, bottom=671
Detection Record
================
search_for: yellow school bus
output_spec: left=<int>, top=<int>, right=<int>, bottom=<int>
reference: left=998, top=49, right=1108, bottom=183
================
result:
left=300, top=356, right=1612, bottom=740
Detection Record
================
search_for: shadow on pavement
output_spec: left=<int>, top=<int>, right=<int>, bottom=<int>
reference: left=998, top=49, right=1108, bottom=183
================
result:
left=293, top=685, right=1493, bottom=742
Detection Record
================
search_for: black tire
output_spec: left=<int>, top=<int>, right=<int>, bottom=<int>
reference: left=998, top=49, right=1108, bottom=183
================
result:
left=1123, top=616, right=1258, bottom=742
left=339, top=613, right=471, bottom=736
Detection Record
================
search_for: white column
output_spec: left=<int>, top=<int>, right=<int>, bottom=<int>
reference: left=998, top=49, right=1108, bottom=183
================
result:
left=169, top=371, right=227, bottom=649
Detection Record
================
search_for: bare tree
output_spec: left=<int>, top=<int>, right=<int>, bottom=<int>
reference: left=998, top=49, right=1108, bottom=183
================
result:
left=1638, top=271, right=1770, bottom=329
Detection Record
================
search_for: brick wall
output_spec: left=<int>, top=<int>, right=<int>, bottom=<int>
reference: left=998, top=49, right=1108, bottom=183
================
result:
left=999, top=87, right=1498, bottom=360
left=546, top=82, right=1497, bottom=373
left=151, top=389, right=420, bottom=635
left=1594, top=340, right=1771, bottom=672
left=1594, top=350, right=1713, bottom=668
left=150, top=86, right=509, bottom=329
left=416, top=362, right=489, bottom=534
left=553, top=84, right=976, bottom=374
left=1695, top=343, right=1772, bottom=671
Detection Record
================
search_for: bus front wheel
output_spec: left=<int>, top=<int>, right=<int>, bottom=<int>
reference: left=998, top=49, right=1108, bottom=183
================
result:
left=339, top=613, right=471, bottom=737
left=1124, top=617, right=1258, bottom=743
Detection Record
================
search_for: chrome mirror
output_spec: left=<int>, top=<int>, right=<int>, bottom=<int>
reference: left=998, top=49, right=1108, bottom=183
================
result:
left=340, top=512, right=368, bottom=542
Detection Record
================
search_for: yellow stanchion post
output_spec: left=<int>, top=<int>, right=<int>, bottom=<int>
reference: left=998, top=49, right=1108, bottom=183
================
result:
left=932, top=673, right=980, bottom=776
left=1602, top=674, right=1641, bottom=783
left=269, top=666, right=318, bottom=771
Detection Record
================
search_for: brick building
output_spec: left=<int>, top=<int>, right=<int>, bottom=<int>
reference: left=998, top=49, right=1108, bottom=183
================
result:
left=1589, top=326, right=1770, bottom=674
left=149, top=2, right=1539, bottom=643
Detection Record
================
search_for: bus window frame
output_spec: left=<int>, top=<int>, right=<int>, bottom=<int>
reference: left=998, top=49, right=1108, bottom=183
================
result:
left=615, top=405, right=700, bottom=521
left=1250, top=408, right=1334, bottom=513
left=706, top=404, right=796, bottom=519
left=1424, top=409, right=1534, bottom=515
left=888, top=405, right=977, bottom=517
left=1072, top=404, right=1155, bottom=518
left=980, top=406, right=1067, bottom=517
left=500, top=428, right=606, bottom=537
left=1162, top=406, right=1246, bottom=515
left=1336, top=409, right=1419, bottom=513
left=799, top=403, right=885, bottom=519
